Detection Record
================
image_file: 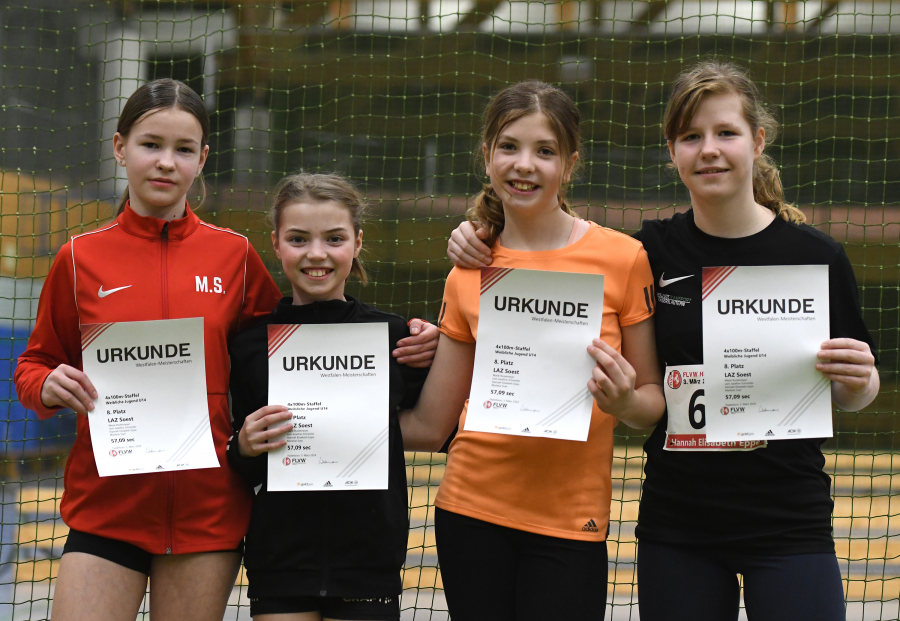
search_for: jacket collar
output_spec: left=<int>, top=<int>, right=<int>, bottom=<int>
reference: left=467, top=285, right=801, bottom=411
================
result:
left=117, top=201, right=202, bottom=241
left=271, top=295, right=361, bottom=324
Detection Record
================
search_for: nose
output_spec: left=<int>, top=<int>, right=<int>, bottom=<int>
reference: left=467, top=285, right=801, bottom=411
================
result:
left=157, top=148, right=176, bottom=171
left=514, top=149, right=536, bottom=174
left=307, top=239, right=328, bottom=260
left=699, top=134, right=720, bottom=159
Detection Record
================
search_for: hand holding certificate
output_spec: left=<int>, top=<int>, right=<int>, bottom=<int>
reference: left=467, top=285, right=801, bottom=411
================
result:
left=81, top=318, right=218, bottom=477
left=702, top=265, right=831, bottom=441
left=464, top=267, right=604, bottom=442
left=267, top=323, right=389, bottom=491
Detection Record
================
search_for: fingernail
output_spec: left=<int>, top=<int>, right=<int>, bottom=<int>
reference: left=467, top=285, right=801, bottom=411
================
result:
left=411, top=327, right=420, bottom=335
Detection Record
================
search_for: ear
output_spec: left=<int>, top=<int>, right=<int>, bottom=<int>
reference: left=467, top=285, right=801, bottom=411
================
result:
left=562, top=151, right=579, bottom=185
left=667, top=140, right=677, bottom=164
left=482, top=142, right=492, bottom=178
left=354, top=229, right=363, bottom=258
left=113, top=133, right=126, bottom=166
left=196, top=144, right=210, bottom=177
left=271, top=230, right=282, bottom=261
left=753, top=126, right=765, bottom=160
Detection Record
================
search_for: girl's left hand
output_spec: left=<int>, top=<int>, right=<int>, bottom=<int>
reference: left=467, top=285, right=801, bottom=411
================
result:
left=817, top=338, right=875, bottom=389
left=587, top=338, right=637, bottom=417
left=393, top=319, right=439, bottom=368
left=817, top=338, right=879, bottom=412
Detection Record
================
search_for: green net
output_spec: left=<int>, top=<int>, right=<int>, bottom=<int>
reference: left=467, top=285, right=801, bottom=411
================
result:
left=0, top=0, right=897, bottom=618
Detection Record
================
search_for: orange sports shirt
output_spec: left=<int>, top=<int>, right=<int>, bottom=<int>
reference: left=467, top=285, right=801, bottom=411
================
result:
left=435, top=222, right=654, bottom=541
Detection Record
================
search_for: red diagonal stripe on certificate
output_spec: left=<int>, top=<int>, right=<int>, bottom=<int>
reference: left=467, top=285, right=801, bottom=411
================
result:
left=268, top=324, right=301, bottom=358
left=80, top=323, right=114, bottom=351
left=701, top=266, right=738, bottom=300
left=480, top=267, right=514, bottom=295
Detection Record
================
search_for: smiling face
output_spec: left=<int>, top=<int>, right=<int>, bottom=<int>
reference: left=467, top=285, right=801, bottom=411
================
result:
left=484, top=112, right=576, bottom=218
left=272, top=200, right=363, bottom=306
left=668, top=91, right=764, bottom=208
left=113, top=106, right=208, bottom=220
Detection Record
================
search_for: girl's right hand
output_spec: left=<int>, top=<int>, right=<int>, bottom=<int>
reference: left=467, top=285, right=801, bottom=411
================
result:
left=238, top=405, right=293, bottom=457
left=41, top=364, right=98, bottom=413
left=448, top=221, right=494, bottom=268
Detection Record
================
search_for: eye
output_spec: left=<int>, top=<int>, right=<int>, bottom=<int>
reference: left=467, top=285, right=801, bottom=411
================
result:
left=287, top=234, right=307, bottom=244
left=497, top=142, right=516, bottom=151
left=680, top=133, right=699, bottom=142
left=538, top=147, right=557, bottom=156
left=720, top=129, right=737, bottom=137
left=141, top=141, right=159, bottom=149
left=328, top=234, right=346, bottom=244
left=178, top=146, right=196, bottom=154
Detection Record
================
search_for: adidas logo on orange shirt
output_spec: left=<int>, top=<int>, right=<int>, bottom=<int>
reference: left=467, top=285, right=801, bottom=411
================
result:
left=582, top=519, right=598, bottom=532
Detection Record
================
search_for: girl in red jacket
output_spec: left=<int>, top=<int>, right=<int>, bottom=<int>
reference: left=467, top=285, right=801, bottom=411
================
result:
left=14, top=79, right=436, bottom=621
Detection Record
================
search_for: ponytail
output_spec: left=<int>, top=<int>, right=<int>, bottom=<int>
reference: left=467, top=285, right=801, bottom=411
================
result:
left=115, top=187, right=130, bottom=216
left=754, top=154, right=805, bottom=224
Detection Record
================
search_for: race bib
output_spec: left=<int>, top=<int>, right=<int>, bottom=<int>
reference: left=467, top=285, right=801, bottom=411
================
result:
left=663, top=365, right=766, bottom=452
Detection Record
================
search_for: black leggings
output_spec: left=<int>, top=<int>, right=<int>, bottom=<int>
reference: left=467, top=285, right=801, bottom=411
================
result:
left=638, top=539, right=845, bottom=621
left=434, top=507, right=608, bottom=621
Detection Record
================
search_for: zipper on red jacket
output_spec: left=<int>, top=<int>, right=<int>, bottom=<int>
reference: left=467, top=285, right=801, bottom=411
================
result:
left=161, top=221, right=175, bottom=554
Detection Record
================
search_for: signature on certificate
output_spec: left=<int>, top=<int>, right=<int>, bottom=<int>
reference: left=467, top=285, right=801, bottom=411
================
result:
left=319, top=457, right=338, bottom=464
left=758, top=406, right=780, bottom=413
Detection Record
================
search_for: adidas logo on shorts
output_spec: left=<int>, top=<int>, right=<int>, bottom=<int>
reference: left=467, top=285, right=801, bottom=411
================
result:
left=582, top=519, right=599, bottom=532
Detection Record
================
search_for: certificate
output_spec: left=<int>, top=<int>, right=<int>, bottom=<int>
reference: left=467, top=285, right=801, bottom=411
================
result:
left=81, top=318, right=218, bottom=477
left=663, top=364, right=766, bottom=451
left=464, top=267, right=604, bottom=442
left=267, top=323, right=389, bottom=491
left=702, top=265, right=831, bottom=442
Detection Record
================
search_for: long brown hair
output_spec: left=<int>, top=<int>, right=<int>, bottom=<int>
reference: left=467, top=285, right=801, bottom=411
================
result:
left=114, top=78, right=210, bottom=216
left=269, top=172, right=368, bottom=285
left=663, top=60, right=805, bottom=224
left=469, top=80, right=582, bottom=245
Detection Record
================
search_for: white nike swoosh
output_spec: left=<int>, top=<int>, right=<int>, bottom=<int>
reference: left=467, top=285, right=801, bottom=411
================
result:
left=658, top=273, right=694, bottom=288
left=98, top=285, right=132, bottom=298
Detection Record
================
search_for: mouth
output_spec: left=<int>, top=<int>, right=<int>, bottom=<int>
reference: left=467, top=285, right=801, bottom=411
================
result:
left=149, top=178, right=177, bottom=187
left=507, top=180, right=540, bottom=193
left=695, top=168, right=729, bottom=175
left=302, top=267, right=333, bottom=279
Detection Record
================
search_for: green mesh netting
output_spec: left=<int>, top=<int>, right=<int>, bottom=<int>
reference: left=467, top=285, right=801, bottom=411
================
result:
left=0, top=1, right=897, bottom=619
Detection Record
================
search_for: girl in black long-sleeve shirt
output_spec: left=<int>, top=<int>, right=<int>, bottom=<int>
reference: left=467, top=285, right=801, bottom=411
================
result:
left=227, top=172, right=432, bottom=621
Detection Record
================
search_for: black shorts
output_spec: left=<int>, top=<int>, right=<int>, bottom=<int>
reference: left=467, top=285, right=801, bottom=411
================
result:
left=434, top=507, right=608, bottom=621
left=249, top=595, right=400, bottom=620
left=62, top=529, right=243, bottom=576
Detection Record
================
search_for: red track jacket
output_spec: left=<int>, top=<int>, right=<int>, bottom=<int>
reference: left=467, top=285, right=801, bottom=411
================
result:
left=14, top=204, right=282, bottom=554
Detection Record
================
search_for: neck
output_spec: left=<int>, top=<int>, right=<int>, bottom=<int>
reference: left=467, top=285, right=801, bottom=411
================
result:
left=691, top=188, right=775, bottom=239
left=291, top=288, right=347, bottom=307
left=500, top=205, right=575, bottom=251
left=129, top=196, right=188, bottom=222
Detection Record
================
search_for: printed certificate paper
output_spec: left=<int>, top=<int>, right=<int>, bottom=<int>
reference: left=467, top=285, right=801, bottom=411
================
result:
left=464, top=267, right=604, bottom=442
left=702, top=265, right=831, bottom=442
left=267, top=323, right=389, bottom=491
left=81, top=318, right=218, bottom=477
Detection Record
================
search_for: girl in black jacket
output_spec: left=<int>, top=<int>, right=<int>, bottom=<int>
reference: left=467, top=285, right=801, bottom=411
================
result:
left=227, top=172, right=433, bottom=621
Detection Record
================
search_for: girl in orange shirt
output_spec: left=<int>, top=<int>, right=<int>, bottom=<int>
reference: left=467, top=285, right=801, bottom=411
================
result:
left=400, top=81, right=665, bottom=621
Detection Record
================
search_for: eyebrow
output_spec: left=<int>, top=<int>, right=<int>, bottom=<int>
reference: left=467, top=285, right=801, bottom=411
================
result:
left=284, top=226, right=350, bottom=234
left=136, top=133, right=200, bottom=145
left=497, top=133, right=559, bottom=147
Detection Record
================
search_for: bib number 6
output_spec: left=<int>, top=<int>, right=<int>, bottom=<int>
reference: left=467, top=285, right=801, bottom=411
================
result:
left=688, top=389, right=705, bottom=430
